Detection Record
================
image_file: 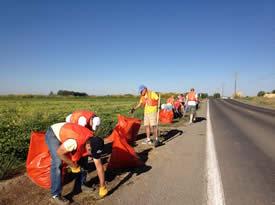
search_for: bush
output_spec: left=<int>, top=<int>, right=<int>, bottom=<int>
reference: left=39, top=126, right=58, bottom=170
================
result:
left=213, top=93, right=221, bottom=98
left=272, top=90, right=275, bottom=94
left=199, top=93, right=208, bottom=99
left=257, top=91, right=265, bottom=97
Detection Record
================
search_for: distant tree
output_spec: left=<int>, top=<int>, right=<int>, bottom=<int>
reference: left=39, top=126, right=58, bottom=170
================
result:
left=57, top=90, right=88, bottom=96
left=49, top=91, right=54, bottom=96
left=257, top=91, right=265, bottom=97
left=213, top=93, right=221, bottom=98
left=199, top=93, right=208, bottom=99
left=272, top=90, right=275, bottom=94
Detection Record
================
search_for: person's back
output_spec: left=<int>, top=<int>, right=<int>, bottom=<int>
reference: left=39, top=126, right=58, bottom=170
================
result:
left=186, top=88, right=198, bottom=124
left=66, top=110, right=100, bottom=131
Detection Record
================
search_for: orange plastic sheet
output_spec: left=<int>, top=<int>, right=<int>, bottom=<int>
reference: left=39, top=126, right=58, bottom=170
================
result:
left=107, top=128, right=144, bottom=170
left=26, top=132, right=51, bottom=189
left=159, top=109, right=174, bottom=124
left=107, top=115, right=141, bottom=144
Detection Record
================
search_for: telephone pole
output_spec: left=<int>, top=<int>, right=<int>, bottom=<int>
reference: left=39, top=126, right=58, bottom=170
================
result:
left=234, top=72, right=238, bottom=98
left=221, top=82, right=224, bottom=97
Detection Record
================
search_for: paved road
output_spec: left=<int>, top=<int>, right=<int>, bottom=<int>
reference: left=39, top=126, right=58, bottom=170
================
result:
left=98, top=103, right=207, bottom=205
left=210, top=99, right=275, bottom=205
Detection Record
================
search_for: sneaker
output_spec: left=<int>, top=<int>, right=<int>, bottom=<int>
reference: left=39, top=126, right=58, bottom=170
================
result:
left=142, top=139, right=152, bottom=145
left=50, top=195, right=70, bottom=205
left=81, top=184, right=95, bottom=193
left=154, top=139, right=161, bottom=147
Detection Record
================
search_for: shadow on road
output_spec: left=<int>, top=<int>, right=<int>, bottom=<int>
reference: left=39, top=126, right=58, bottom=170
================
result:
left=194, top=117, right=206, bottom=123
left=160, top=129, right=183, bottom=143
left=105, top=148, right=152, bottom=196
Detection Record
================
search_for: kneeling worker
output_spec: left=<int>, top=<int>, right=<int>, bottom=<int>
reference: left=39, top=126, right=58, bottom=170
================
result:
left=45, top=122, right=108, bottom=205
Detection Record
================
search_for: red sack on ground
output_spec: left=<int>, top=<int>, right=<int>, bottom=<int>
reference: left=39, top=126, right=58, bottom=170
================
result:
left=117, top=115, right=141, bottom=144
left=106, top=115, right=141, bottom=144
left=159, top=109, right=174, bottom=124
left=107, top=128, right=144, bottom=170
left=26, top=132, right=51, bottom=189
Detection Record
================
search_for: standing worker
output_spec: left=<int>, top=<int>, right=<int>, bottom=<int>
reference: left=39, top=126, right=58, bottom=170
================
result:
left=130, top=85, right=161, bottom=147
left=45, top=122, right=107, bottom=205
left=66, top=110, right=100, bottom=131
left=185, top=88, right=198, bottom=124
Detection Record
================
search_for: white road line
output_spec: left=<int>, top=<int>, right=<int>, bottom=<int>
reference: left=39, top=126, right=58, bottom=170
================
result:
left=206, top=100, right=226, bottom=205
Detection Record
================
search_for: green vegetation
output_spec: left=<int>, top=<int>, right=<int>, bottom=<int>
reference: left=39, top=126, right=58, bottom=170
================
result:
left=213, top=93, right=221, bottom=98
left=0, top=95, right=143, bottom=179
left=237, top=96, right=275, bottom=109
left=257, top=91, right=265, bottom=97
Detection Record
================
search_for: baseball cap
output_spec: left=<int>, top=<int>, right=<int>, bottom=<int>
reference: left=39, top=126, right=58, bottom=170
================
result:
left=92, top=116, right=100, bottom=131
left=138, top=85, right=146, bottom=93
left=88, top=136, right=104, bottom=159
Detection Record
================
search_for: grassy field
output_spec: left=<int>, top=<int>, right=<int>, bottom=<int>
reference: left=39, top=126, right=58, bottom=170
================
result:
left=0, top=95, right=145, bottom=179
left=236, top=96, right=275, bottom=109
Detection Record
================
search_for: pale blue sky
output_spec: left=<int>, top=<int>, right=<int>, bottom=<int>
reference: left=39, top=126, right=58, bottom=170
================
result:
left=0, top=0, right=274, bottom=96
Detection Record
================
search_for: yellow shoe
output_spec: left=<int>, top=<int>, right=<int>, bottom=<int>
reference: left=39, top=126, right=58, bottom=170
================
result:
left=99, top=186, right=108, bottom=198
left=70, top=166, right=81, bottom=173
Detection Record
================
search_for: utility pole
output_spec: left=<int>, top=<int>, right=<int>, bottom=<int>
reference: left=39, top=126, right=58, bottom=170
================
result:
left=221, top=82, right=224, bottom=98
left=234, top=72, right=238, bottom=98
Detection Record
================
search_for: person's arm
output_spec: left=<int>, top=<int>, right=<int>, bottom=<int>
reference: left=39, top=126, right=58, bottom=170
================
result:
left=56, top=144, right=78, bottom=168
left=130, top=100, right=142, bottom=113
left=94, top=158, right=105, bottom=187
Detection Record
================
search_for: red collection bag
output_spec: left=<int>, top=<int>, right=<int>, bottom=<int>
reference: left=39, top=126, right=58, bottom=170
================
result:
left=107, top=115, right=141, bottom=144
left=107, top=127, right=144, bottom=169
left=26, top=132, right=51, bottom=189
left=159, top=109, right=174, bottom=124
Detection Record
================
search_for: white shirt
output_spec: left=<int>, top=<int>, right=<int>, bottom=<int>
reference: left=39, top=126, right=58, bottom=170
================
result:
left=51, top=122, right=77, bottom=152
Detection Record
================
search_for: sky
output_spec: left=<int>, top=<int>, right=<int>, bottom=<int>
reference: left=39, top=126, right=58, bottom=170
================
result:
left=0, top=0, right=274, bottom=96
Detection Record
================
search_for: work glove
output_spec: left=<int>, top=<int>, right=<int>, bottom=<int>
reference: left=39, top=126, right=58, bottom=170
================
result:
left=99, top=185, right=108, bottom=198
left=129, top=108, right=135, bottom=114
left=70, top=166, right=81, bottom=173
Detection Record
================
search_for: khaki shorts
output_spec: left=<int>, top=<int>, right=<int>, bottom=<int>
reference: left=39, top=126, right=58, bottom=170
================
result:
left=144, top=112, right=157, bottom=126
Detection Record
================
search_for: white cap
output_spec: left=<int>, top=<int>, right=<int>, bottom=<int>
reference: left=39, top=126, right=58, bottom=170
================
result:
left=92, top=117, right=100, bottom=131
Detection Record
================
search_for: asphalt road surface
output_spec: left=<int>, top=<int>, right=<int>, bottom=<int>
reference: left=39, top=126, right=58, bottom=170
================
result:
left=100, top=100, right=274, bottom=205
left=210, top=99, right=275, bottom=205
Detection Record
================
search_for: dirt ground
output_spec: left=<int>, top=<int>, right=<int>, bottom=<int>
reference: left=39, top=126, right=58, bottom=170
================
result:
left=0, top=115, right=192, bottom=205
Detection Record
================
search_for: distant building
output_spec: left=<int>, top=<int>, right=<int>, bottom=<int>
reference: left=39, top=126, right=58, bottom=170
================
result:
left=264, top=93, right=275, bottom=98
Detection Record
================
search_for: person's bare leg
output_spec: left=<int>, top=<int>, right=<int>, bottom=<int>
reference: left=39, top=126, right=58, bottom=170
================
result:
left=189, top=114, right=193, bottom=123
left=153, top=126, right=158, bottom=141
left=146, top=125, right=151, bottom=141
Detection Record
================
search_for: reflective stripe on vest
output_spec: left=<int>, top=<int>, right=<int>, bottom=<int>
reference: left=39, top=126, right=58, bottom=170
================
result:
left=70, top=110, right=95, bottom=127
left=59, top=123, right=94, bottom=162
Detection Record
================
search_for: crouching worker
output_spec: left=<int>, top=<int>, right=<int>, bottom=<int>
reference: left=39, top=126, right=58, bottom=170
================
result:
left=45, top=122, right=108, bottom=205
left=66, top=110, right=100, bottom=131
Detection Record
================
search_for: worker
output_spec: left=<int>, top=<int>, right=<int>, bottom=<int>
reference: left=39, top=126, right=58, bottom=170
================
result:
left=45, top=122, right=107, bottom=205
left=130, top=85, right=161, bottom=147
left=65, top=110, right=100, bottom=131
left=185, top=88, right=198, bottom=124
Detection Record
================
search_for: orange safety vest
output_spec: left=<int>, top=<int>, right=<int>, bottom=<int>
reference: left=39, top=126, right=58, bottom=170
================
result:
left=187, top=92, right=197, bottom=101
left=141, top=91, right=158, bottom=106
left=70, top=110, right=95, bottom=128
left=59, top=123, right=94, bottom=162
